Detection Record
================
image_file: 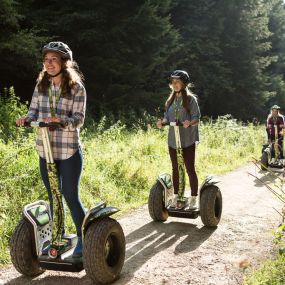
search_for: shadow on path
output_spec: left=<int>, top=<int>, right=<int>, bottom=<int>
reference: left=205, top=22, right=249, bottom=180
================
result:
left=5, top=220, right=215, bottom=285
left=116, top=220, right=216, bottom=284
left=252, top=169, right=283, bottom=188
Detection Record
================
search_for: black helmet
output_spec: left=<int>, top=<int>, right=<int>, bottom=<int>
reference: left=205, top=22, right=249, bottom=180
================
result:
left=168, top=70, right=190, bottom=85
left=271, top=104, right=280, bottom=110
left=42, top=41, right=73, bottom=61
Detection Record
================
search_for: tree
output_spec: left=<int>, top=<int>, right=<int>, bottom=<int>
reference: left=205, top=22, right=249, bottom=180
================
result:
left=266, top=0, right=285, bottom=111
left=22, top=0, right=179, bottom=117
left=170, top=0, right=276, bottom=120
left=0, top=0, right=46, bottom=95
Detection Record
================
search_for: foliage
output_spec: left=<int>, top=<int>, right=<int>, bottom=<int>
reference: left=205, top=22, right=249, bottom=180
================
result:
left=171, top=0, right=277, bottom=119
left=243, top=255, right=285, bottom=285
left=245, top=150, right=285, bottom=285
left=0, top=87, right=29, bottom=143
left=0, top=0, right=47, bottom=94
left=0, top=104, right=265, bottom=264
left=21, top=0, right=180, bottom=117
left=266, top=0, right=285, bottom=110
left=1, top=1, right=285, bottom=120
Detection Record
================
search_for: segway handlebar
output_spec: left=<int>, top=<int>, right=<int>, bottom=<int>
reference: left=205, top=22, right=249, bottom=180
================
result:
left=21, top=121, right=64, bottom=128
left=161, top=121, right=184, bottom=127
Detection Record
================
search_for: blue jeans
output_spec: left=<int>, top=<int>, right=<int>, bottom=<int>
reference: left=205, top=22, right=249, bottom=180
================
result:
left=39, top=148, right=85, bottom=237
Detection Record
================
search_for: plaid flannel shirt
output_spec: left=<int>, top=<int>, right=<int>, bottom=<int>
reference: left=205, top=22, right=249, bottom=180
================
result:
left=27, top=81, right=86, bottom=160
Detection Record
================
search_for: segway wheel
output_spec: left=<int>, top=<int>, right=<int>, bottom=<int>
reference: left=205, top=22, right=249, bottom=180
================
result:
left=260, top=151, right=268, bottom=171
left=83, top=217, right=125, bottom=284
left=148, top=181, right=168, bottom=222
left=200, top=186, right=222, bottom=227
left=10, top=219, right=44, bottom=276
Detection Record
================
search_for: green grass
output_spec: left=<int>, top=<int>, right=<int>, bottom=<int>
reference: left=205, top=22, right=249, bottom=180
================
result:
left=243, top=254, right=285, bottom=285
left=0, top=116, right=265, bottom=264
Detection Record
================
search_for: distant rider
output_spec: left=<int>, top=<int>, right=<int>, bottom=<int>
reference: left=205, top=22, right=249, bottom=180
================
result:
left=266, top=105, right=284, bottom=156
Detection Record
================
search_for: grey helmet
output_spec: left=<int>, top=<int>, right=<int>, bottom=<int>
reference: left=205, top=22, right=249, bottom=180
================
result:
left=42, top=41, right=73, bottom=61
left=168, top=70, right=190, bottom=85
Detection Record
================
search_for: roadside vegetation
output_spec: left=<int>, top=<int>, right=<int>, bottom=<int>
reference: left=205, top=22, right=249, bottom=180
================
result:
left=0, top=90, right=265, bottom=264
left=243, top=165, right=285, bottom=285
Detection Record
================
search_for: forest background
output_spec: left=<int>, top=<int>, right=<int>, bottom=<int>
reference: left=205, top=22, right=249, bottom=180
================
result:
left=1, top=0, right=285, bottom=121
left=1, top=1, right=285, bottom=283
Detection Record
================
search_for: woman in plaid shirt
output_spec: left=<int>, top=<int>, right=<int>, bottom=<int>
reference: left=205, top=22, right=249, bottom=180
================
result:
left=16, top=41, right=86, bottom=258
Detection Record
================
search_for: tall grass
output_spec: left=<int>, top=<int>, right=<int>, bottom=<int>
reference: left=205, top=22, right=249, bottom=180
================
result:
left=0, top=92, right=265, bottom=264
left=243, top=255, right=285, bottom=285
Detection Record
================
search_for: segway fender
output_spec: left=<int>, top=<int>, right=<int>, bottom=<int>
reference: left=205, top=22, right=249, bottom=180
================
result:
left=83, top=202, right=120, bottom=234
left=262, top=144, right=269, bottom=152
left=157, top=173, right=174, bottom=207
left=264, top=146, right=271, bottom=155
left=22, top=200, right=52, bottom=256
left=157, top=173, right=173, bottom=190
left=199, top=175, right=220, bottom=196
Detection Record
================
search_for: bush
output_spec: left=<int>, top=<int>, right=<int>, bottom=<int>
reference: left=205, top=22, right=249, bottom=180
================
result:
left=0, top=87, right=28, bottom=143
left=0, top=103, right=265, bottom=264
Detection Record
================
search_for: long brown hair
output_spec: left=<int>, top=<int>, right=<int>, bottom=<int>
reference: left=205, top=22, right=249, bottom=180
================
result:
left=165, top=86, right=194, bottom=114
left=37, top=59, right=84, bottom=98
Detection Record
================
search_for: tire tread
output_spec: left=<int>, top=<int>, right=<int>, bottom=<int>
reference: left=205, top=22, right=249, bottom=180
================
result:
left=83, top=217, right=125, bottom=284
left=200, top=186, right=222, bottom=227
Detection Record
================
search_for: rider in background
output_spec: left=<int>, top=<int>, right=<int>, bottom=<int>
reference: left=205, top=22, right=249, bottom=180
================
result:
left=266, top=105, right=284, bottom=156
left=157, top=70, right=201, bottom=209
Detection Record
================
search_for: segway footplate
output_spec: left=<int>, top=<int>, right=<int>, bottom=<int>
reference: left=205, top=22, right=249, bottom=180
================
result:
left=38, top=254, right=83, bottom=272
left=168, top=208, right=200, bottom=219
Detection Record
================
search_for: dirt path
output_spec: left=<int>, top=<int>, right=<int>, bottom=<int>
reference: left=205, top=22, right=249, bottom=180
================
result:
left=0, top=164, right=283, bottom=285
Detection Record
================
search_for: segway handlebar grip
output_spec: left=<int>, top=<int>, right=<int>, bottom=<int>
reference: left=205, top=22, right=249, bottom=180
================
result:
left=31, top=121, right=64, bottom=128
left=162, top=121, right=184, bottom=127
left=18, top=121, right=64, bottom=128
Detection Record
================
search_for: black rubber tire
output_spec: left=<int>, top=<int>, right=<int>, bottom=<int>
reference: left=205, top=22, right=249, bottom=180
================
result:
left=260, top=151, right=268, bottom=171
left=10, top=219, right=44, bottom=276
left=148, top=181, right=168, bottom=222
left=200, top=186, right=222, bottom=227
left=83, top=217, right=125, bottom=284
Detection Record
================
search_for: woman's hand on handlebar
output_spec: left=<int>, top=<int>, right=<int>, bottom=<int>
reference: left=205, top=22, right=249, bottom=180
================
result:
left=43, top=117, right=61, bottom=124
left=183, top=120, right=191, bottom=128
left=16, top=117, right=30, bottom=127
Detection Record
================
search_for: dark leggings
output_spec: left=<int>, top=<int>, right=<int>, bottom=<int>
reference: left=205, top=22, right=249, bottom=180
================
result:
left=169, top=144, right=198, bottom=196
left=40, top=148, right=85, bottom=237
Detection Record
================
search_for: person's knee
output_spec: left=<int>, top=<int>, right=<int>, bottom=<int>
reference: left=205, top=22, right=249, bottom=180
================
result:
left=65, top=195, right=79, bottom=207
left=62, top=188, right=79, bottom=204
left=186, top=168, right=196, bottom=176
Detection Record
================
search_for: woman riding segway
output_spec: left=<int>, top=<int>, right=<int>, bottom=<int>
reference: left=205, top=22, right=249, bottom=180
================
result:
left=157, top=70, right=201, bottom=209
left=16, top=41, right=86, bottom=258
left=13, top=41, right=126, bottom=284
left=266, top=105, right=284, bottom=155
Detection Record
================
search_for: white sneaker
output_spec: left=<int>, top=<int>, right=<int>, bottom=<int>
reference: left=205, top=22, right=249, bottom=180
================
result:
left=189, top=196, right=197, bottom=209
left=169, top=195, right=178, bottom=208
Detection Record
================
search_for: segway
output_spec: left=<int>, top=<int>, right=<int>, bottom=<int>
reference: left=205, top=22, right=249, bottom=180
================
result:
left=261, top=124, right=285, bottom=171
left=148, top=121, right=222, bottom=227
left=10, top=121, right=125, bottom=284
